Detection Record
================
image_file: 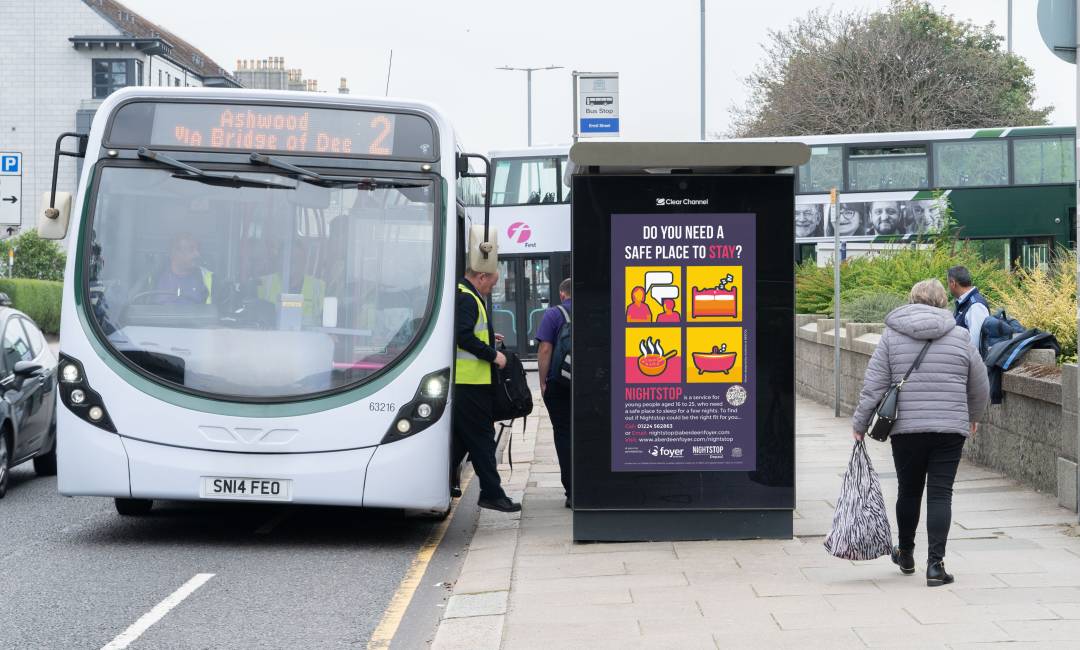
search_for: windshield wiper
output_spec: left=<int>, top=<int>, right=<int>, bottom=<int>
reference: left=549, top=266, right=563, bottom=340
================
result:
left=248, top=152, right=329, bottom=185
left=247, top=154, right=427, bottom=191
left=137, top=148, right=297, bottom=189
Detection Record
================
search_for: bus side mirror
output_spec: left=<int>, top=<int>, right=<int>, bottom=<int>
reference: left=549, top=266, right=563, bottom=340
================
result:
left=39, top=132, right=87, bottom=241
left=468, top=224, right=498, bottom=273
left=39, top=191, right=72, bottom=240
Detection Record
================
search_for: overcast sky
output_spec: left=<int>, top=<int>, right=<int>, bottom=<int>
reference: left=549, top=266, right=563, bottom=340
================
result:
left=121, top=0, right=1076, bottom=153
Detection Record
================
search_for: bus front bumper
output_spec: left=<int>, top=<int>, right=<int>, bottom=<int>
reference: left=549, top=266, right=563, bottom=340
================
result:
left=57, top=408, right=451, bottom=511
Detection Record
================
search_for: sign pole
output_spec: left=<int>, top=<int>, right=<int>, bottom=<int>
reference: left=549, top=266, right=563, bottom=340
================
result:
left=572, top=71, right=578, bottom=143
left=831, top=188, right=841, bottom=417
left=700, top=0, right=706, bottom=141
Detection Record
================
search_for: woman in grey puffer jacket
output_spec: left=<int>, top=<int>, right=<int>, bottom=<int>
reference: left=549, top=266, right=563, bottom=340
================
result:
left=852, top=279, right=990, bottom=587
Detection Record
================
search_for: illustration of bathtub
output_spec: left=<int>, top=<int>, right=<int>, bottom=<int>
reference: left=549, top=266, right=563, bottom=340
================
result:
left=691, top=286, right=737, bottom=318
left=691, top=349, right=738, bottom=374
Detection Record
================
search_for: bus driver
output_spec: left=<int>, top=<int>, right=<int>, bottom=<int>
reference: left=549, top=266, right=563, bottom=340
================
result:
left=150, top=232, right=213, bottom=304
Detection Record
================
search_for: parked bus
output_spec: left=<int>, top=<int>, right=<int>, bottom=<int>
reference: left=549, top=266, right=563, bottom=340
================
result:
left=740, top=126, right=1076, bottom=268
left=41, top=87, right=493, bottom=516
left=465, top=146, right=571, bottom=358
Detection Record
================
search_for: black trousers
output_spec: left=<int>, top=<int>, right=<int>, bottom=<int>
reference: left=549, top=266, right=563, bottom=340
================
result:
left=451, top=384, right=507, bottom=501
left=890, top=433, right=965, bottom=564
left=542, top=382, right=572, bottom=498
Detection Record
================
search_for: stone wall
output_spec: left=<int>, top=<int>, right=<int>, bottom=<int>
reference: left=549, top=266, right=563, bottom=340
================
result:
left=796, top=316, right=1079, bottom=511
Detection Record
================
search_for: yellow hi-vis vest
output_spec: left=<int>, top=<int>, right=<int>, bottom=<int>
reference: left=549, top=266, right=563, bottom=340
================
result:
left=258, top=273, right=327, bottom=324
left=455, top=282, right=492, bottom=385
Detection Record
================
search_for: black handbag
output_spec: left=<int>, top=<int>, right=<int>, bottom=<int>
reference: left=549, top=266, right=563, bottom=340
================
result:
left=867, top=340, right=933, bottom=442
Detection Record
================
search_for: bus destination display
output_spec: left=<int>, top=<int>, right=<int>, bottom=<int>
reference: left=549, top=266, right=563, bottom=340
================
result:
left=108, top=102, right=436, bottom=160
left=610, top=212, right=757, bottom=472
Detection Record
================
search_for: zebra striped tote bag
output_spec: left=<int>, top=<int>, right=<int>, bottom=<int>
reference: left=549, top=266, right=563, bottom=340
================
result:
left=824, top=441, right=892, bottom=561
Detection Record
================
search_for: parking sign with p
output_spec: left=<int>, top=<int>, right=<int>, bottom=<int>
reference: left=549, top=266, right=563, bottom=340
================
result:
left=0, top=154, right=21, bottom=175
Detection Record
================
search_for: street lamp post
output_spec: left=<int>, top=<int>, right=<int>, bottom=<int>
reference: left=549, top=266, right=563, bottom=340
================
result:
left=497, top=65, right=563, bottom=146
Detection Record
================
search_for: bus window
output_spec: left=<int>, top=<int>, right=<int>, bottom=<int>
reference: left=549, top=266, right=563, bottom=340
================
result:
left=797, top=146, right=842, bottom=194
left=86, top=167, right=437, bottom=400
left=491, top=157, right=560, bottom=206
left=933, top=140, right=1008, bottom=187
left=1013, top=137, right=1076, bottom=185
left=558, top=156, right=571, bottom=203
left=847, top=145, right=928, bottom=191
left=962, top=238, right=1011, bottom=270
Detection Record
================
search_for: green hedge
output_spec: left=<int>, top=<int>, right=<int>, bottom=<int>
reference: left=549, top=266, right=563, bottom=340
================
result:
left=0, top=278, right=62, bottom=334
left=842, top=291, right=908, bottom=323
left=796, top=240, right=1011, bottom=317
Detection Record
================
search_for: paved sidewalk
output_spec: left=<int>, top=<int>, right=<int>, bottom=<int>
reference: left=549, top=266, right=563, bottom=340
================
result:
left=430, top=396, right=1080, bottom=649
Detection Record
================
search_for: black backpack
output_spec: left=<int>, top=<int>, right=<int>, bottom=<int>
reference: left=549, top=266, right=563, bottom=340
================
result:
left=493, top=348, right=533, bottom=422
left=550, top=305, right=572, bottom=388
left=979, top=308, right=1025, bottom=359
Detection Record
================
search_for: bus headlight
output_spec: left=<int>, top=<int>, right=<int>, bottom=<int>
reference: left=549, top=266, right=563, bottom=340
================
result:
left=381, top=367, right=450, bottom=444
left=61, top=363, right=80, bottom=383
left=423, top=377, right=446, bottom=398
left=57, top=353, right=117, bottom=433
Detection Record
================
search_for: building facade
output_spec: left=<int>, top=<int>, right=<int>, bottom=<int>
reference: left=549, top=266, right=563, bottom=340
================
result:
left=0, top=0, right=239, bottom=236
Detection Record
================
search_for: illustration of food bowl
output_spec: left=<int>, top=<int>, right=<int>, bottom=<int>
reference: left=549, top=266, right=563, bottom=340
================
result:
left=637, top=337, right=677, bottom=376
left=692, top=345, right=738, bottom=374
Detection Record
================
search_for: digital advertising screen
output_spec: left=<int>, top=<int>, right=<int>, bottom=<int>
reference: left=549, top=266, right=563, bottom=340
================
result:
left=571, top=172, right=794, bottom=518
left=611, top=213, right=757, bottom=472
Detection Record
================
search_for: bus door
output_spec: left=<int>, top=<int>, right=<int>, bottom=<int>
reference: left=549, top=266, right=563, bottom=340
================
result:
left=491, top=255, right=565, bottom=359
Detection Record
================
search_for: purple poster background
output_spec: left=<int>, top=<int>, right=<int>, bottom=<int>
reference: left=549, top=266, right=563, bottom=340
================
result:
left=611, top=213, right=757, bottom=472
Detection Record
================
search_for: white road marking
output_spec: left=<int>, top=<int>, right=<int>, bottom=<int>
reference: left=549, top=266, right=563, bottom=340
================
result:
left=100, top=573, right=215, bottom=650
left=254, top=509, right=292, bottom=535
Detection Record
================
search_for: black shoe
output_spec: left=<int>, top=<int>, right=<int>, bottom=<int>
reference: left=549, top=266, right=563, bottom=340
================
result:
left=450, top=485, right=462, bottom=498
left=564, top=497, right=571, bottom=509
left=926, top=561, right=954, bottom=587
left=891, top=546, right=915, bottom=575
left=478, top=496, right=521, bottom=513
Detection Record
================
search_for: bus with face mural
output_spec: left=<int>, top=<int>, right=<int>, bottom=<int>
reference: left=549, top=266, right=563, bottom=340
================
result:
left=742, top=126, right=1075, bottom=269
left=39, top=87, right=496, bottom=516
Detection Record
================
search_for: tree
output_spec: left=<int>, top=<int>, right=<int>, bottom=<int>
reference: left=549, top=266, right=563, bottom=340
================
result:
left=729, top=1, right=1052, bottom=138
left=0, top=231, right=66, bottom=281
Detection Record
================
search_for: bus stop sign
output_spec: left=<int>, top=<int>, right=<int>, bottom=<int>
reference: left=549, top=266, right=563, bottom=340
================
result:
left=574, top=72, right=620, bottom=137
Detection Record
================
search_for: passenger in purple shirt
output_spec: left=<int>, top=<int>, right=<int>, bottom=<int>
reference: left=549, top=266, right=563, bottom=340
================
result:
left=536, top=278, right=572, bottom=507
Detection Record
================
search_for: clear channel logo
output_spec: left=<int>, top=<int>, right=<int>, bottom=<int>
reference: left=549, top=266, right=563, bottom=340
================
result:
left=648, top=445, right=685, bottom=458
left=655, top=197, right=709, bottom=207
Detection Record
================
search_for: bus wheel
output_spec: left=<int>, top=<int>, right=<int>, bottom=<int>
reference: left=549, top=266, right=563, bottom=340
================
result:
left=115, top=498, right=153, bottom=516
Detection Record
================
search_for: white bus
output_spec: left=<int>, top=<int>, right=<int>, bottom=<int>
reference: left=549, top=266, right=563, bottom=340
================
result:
left=466, top=146, right=571, bottom=358
left=41, top=88, right=490, bottom=516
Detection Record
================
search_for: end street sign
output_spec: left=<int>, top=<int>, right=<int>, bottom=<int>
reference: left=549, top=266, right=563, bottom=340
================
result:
left=0, top=152, right=22, bottom=227
left=574, top=72, right=619, bottom=138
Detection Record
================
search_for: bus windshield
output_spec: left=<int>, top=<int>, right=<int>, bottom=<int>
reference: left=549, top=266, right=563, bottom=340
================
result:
left=86, top=166, right=438, bottom=401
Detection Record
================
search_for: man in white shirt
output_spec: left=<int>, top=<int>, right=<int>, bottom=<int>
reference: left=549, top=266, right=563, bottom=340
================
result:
left=947, top=266, right=990, bottom=352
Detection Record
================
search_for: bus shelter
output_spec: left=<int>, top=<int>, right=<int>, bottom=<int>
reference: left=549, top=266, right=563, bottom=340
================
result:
left=569, top=141, right=810, bottom=542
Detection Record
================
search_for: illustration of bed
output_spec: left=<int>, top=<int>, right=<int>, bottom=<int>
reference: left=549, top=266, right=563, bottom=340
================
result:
left=691, top=286, right=737, bottom=318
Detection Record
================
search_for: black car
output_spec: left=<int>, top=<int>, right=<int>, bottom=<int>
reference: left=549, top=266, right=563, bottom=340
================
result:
left=0, top=301, right=58, bottom=498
